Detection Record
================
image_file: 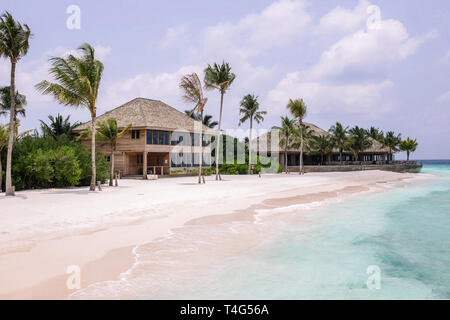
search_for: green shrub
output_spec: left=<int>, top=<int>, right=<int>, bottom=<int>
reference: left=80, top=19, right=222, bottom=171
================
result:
left=11, top=135, right=108, bottom=190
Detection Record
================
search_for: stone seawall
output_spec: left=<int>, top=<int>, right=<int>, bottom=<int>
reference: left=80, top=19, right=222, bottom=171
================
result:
left=288, top=163, right=423, bottom=173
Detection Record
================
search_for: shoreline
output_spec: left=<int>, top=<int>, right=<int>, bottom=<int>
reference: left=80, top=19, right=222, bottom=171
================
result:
left=0, top=171, right=433, bottom=299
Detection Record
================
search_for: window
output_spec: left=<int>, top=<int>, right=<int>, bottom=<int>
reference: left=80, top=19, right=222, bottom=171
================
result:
left=171, top=152, right=192, bottom=167
left=171, top=131, right=190, bottom=146
left=147, top=130, right=170, bottom=145
left=106, top=156, right=111, bottom=162
left=131, top=130, right=140, bottom=139
left=202, top=134, right=211, bottom=147
left=137, top=154, right=143, bottom=164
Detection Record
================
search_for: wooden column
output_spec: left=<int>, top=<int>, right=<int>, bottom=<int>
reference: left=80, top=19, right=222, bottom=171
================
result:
left=143, top=151, right=148, bottom=180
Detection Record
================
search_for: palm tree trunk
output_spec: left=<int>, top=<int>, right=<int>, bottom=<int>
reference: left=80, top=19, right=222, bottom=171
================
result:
left=90, top=115, right=97, bottom=191
left=0, top=151, right=3, bottom=193
left=340, top=148, right=343, bottom=165
left=248, top=118, right=253, bottom=175
left=215, top=93, right=224, bottom=180
left=5, top=61, right=16, bottom=196
left=299, top=119, right=303, bottom=175
left=199, top=109, right=204, bottom=184
left=285, top=134, right=288, bottom=174
left=109, top=144, right=114, bottom=187
left=407, top=151, right=410, bottom=161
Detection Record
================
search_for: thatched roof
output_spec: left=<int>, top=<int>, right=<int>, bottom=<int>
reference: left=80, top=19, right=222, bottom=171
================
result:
left=251, top=122, right=390, bottom=154
left=73, top=98, right=216, bottom=134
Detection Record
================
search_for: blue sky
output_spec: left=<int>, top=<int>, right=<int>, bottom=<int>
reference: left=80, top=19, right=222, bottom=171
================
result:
left=1, top=0, right=449, bottom=159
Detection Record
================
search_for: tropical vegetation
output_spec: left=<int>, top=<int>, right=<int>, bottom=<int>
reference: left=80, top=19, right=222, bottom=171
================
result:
left=204, top=61, right=236, bottom=180
left=180, top=72, right=208, bottom=184
left=0, top=11, right=32, bottom=196
left=95, top=118, right=131, bottom=186
left=36, top=43, right=104, bottom=191
left=400, top=138, right=419, bottom=161
left=287, top=98, right=307, bottom=174
left=238, top=94, right=266, bottom=174
left=40, top=114, right=81, bottom=140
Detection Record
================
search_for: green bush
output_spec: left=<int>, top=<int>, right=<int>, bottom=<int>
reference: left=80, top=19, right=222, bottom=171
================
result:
left=11, top=135, right=108, bottom=191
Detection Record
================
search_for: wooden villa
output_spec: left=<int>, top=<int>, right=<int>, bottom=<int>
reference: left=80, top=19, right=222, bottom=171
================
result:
left=73, top=98, right=216, bottom=178
left=251, top=122, right=392, bottom=170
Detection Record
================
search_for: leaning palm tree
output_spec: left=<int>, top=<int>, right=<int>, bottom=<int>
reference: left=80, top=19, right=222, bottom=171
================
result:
left=0, top=86, right=26, bottom=120
left=96, top=118, right=131, bottom=186
left=399, top=138, right=418, bottom=161
left=238, top=94, right=266, bottom=175
left=184, top=110, right=218, bottom=129
left=204, top=62, right=236, bottom=180
left=273, top=116, right=296, bottom=173
left=180, top=73, right=208, bottom=184
left=0, top=11, right=32, bottom=196
left=40, top=113, right=81, bottom=140
left=349, top=126, right=373, bottom=162
left=35, top=43, right=104, bottom=191
left=287, top=98, right=307, bottom=174
left=329, top=122, right=349, bottom=165
left=382, top=131, right=402, bottom=163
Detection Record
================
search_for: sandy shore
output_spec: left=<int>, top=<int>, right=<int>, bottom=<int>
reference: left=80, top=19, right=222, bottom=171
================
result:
left=0, top=171, right=430, bottom=299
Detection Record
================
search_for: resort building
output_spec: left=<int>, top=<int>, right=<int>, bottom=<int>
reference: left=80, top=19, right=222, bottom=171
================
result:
left=74, top=98, right=216, bottom=178
left=252, top=122, right=391, bottom=170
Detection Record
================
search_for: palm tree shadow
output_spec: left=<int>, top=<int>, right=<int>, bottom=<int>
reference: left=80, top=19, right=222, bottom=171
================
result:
left=0, top=194, right=28, bottom=200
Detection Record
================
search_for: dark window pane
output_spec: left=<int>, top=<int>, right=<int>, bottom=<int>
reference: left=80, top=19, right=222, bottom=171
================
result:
left=152, top=130, right=158, bottom=144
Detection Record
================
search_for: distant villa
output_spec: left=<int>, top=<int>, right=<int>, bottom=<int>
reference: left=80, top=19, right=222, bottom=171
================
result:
left=74, top=98, right=216, bottom=177
left=252, top=123, right=392, bottom=168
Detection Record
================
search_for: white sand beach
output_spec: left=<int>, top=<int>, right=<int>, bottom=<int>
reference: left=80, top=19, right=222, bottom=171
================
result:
left=0, top=171, right=430, bottom=299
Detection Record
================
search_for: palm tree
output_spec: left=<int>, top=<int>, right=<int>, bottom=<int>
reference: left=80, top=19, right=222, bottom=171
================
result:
left=349, top=126, right=373, bottom=162
left=40, top=114, right=81, bottom=140
left=0, top=11, right=32, bottom=196
left=0, top=123, right=8, bottom=193
left=273, top=116, right=296, bottom=173
left=399, top=137, right=418, bottom=161
left=329, top=122, right=349, bottom=165
left=309, top=135, right=333, bottom=165
left=184, top=110, right=218, bottom=129
left=287, top=98, right=307, bottom=174
left=366, top=126, right=384, bottom=143
left=382, top=131, right=401, bottom=163
left=180, top=73, right=208, bottom=184
left=0, top=122, right=30, bottom=193
left=204, top=61, right=236, bottom=180
left=96, top=118, right=131, bottom=186
left=238, top=94, right=266, bottom=175
left=0, top=86, right=26, bottom=120
left=36, top=43, right=104, bottom=191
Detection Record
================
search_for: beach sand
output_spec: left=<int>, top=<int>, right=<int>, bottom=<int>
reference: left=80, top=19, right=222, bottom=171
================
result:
left=0, top=171, right=430, bottom=299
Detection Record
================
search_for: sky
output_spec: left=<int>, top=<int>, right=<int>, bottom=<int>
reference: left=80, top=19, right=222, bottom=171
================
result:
left=1, top=0, right=449, bottom=159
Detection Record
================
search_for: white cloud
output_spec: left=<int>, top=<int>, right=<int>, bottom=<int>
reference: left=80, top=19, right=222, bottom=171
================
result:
left=162, top=0, right=312, bottom=61
left=318, top=0, right=370, bottom=35
left=267, top=71, right=394, bottom=115
left=440, top=49, right=450, bottom=63
left=436, top=90, right=450, bottom=103
left=100, top=65, right=203, bottom=112
left=266, top=1, right=436, bottom=117
left=159, top=25, right=190, bottom=50
left=309, top=20, right=436, bottom=80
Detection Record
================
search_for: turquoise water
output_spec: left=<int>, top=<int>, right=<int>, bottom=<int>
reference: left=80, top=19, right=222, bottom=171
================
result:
left=150, top=162, right=450, bottom=299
